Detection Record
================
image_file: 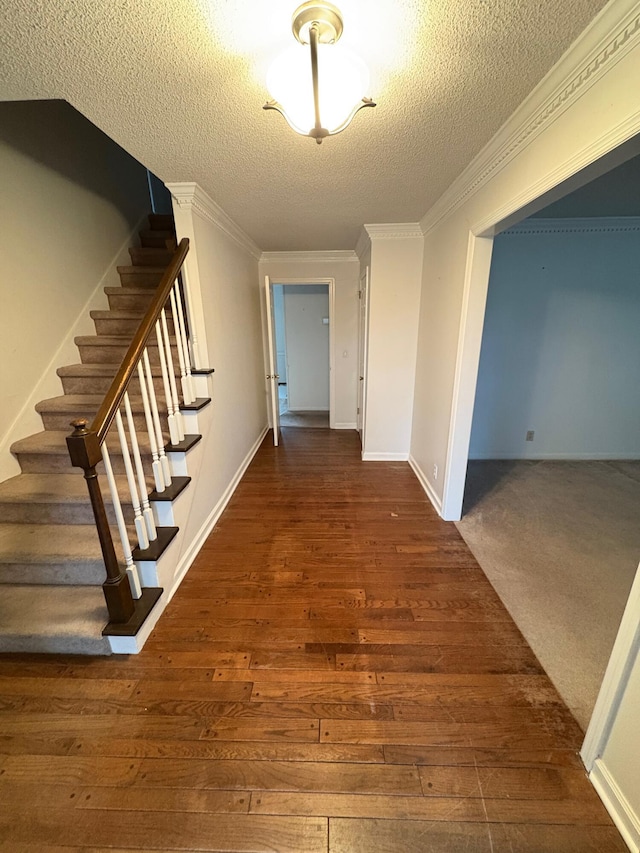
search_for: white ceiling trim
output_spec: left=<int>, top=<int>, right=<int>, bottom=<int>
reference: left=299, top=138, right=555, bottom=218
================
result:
left=364, top=223, right=423, bottom=240
left=420, top=0, right=640, bottom=236
left=260, top=250, right=358, bottom=263
left=503, top=216, right=640, bottom=236
left=167, top=182, right=262, bottom=260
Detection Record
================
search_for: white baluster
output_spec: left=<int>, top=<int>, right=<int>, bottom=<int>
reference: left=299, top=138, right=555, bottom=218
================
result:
left=137, top=360, right=165, bottom=493
left=170, top=285, right=195, bottom=405
left=101, top=440, right=142, bottom=599
left=171, top=284, right=193, bottom=404
left=124, top=391, right=157, bottom=542
left=155, top=320, right=181, bottom=446
left=180, top=266, right=202, bottom=369
left=160, top=307, right=185, bottom=442
left=143, top=348, right=172, bottom=487
left=115, top=409, right=149, bottom=552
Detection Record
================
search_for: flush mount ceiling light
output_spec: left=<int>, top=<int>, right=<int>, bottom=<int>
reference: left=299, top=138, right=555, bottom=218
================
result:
left=264, top=1, right=376, bottom=144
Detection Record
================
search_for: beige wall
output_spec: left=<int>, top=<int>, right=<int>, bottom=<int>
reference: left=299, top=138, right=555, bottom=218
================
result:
left=0, top=100, right=150, bottom=479
left=169, top=194, right=267, bottom=564
left=364, top=234, right=423, bottom=459
left=260, top=257, right=360, bottom=429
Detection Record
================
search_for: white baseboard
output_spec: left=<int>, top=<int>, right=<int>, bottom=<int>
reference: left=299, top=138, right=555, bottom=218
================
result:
left=335, top=422, right=357, bottom=430
left=409, top=454, right=444, bottom=516
left=362, top=451, right=409, bottom=462
left=286, top=407, right=330, bottom=412
left=591, top=759, right=639, bottom=853
left=469, top=452, right=640, bottom=461
left=109, top=425, right=269, bottom=654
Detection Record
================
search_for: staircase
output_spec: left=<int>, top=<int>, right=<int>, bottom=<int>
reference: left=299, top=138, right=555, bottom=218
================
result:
left=0, top=214, right=209, bottom=654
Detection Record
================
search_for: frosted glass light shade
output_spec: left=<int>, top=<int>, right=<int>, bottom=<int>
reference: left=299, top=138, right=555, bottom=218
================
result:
left=267, top=42, right=370, bottom=135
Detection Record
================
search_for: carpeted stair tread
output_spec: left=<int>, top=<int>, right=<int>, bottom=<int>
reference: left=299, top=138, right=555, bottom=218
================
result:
left=74, top=334, right=178, bottom=347
left=35, top=393, right=148, bottom=414
left=57, top=363, right=177, bottom=380
left=11, top=430, right=166, bottom=459
left=0, top=472, right=148, bottom=508
left=0, top=585, right=110, bottom=654
left=90, top=310, right=150, bottom=321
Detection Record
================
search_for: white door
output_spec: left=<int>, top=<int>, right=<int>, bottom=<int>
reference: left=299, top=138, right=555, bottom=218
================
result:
left=264, top=276, right=280, bottom=446
left=357, top=267, right=370, bottom=445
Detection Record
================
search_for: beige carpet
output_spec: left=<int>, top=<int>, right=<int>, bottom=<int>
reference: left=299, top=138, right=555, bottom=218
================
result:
left=279, top=410, right=329, bottom=428
left=456, top=460, right=640, bottom=730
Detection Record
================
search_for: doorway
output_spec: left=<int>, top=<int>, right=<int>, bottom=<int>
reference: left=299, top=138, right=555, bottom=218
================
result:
left=442, top=137, right=640, bottom=769
left=264, top=277, right=335, bottom=443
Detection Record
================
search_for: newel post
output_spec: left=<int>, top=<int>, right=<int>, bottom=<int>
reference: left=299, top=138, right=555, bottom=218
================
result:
left=66, top=419, right=135, bottom=623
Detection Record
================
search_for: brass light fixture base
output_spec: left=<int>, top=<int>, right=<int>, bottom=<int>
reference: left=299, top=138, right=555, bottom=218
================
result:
left=292, top=1, right=344, bottom=45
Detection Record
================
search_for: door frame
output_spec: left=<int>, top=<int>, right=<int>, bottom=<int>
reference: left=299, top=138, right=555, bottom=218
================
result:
left=264, top=277, right=336, bottom=429
left=357, top=266, right=370, bottom=450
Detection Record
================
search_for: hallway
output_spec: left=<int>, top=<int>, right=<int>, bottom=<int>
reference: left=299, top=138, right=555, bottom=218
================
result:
left=0, top=429, right=624, bottom=851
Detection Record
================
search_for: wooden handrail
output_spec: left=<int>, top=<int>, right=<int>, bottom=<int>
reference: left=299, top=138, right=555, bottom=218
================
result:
left=93, top=238, right=190, bottom=445
left=66, top=236, right=190, bottom=629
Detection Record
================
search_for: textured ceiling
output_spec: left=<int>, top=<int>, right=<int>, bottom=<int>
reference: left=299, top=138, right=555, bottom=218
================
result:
left=0, top=0, right=610, bottom=250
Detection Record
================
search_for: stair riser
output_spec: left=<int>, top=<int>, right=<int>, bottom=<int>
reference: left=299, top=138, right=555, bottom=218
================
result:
left=59, top=373, right=178, bottom=396
left=16, top=451, right=159, bottom=475
left=0, top=499, right=135, bottom=526
left=118, top=270, right=164, bottom=288
left=0, top=636, right=112, bottom=655
left=148, top=214, right=175, bottom=231
left=106, top=292, right=155, bottom=312
left=93, top=316, right=175, bottom=337
left=78, top=343, right=171, bottom=365
left=0, top=560, right=106, bottom=586
left=40, top=409, right=163, bottom=432
left=139, top=229, right=175, bottom=249
left=129, top=247, right=174, bottom=267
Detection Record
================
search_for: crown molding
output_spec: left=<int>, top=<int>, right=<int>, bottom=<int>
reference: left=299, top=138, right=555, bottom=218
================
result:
left=364, top=223, right=423, bottom=240
left=166, top=182, right=262, bottom=260
left=420, top=0, right=640, bottom=236
left=503, top=216, right=640, bottom=236
left=260, top=250, right=358, bottom=263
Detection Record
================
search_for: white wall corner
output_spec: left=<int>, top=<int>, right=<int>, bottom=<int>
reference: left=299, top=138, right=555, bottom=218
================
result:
left=260, top=250, right=358, bottom=264
left=167, top=181, right=262, bottom=260
left=409, top=455, right=443, bottom=516
left=355, top=227, right=372, bottom=259
left=364, top=223, right=424, bottom=240
left=590, top=759, right=640, bottom=853
left=420, top=0, right=640, bottom=235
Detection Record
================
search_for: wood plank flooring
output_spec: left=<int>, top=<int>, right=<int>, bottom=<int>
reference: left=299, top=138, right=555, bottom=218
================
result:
left=0, top=428, right=625, bottom=852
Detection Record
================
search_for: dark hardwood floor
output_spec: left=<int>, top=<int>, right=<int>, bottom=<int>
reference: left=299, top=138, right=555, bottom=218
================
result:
left=0, top=428, right=625, bottom=851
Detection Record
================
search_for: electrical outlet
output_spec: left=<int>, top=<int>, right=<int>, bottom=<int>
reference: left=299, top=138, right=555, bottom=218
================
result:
left=526, top=430, right=535, bottom=442
left=433, top=463, right=438, bottom=480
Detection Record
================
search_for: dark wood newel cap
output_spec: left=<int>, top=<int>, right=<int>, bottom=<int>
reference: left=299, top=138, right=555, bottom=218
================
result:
left=70, top=418, right=90, bottom=434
